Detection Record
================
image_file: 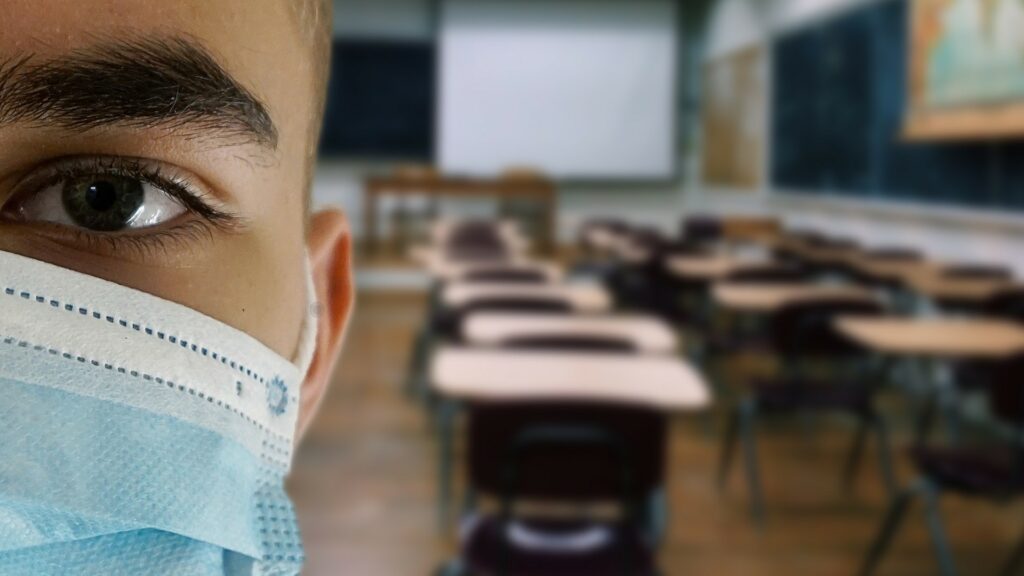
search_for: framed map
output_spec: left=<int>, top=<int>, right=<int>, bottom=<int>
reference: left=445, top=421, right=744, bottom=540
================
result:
left=906, top=0, right=1024, bottom=139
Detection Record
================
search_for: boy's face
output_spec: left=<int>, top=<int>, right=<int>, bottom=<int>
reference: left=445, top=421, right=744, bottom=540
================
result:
left=0, top=0, right=348, bottom=432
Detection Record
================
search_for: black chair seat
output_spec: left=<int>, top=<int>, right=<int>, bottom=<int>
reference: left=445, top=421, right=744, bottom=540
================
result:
left=752, top=379, right=872, bottom=414
left=705, top=333, right=773, bottom=357
left=464, top=516, right=656, bottom=576
left=910, top=447, right=1024, bottom=498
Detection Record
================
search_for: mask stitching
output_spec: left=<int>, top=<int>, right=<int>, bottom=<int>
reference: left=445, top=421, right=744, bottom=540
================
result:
left=3, top=286, right=300, bottom=406
left=0, top=333, right=294, bottom=456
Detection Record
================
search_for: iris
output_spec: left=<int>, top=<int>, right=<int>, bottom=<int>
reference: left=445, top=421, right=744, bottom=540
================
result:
left=61, top=177, right=145, bottom=231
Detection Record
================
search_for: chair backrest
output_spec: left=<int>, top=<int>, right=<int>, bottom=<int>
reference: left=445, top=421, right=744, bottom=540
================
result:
left=628, top=227, right=667, bottom=251
left=462, top=268, right=549, bottom=284
left=861, top=248, right=924, bottom=262
left=725, top=266, right=809, bottom=285
left=467, top=401, right=666, bottom=504
left=681, top=216, right=723, bottom=244
left=985, top=289, right=1024, bottom=325
left=942, top=265, right=1013, bottom=281
left=770, top=299, right=884, bottom=357
left=987, top=356, right=1024, bottom=426
left=500, top=334, right=638, bottom=354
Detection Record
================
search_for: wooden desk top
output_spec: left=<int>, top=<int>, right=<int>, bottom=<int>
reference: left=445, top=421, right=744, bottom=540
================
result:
left=712, top=283, right=879, bottom=314
left=665, top=254, right=776, bottom=281
left=902, top=271, right=1019, bottom=303
left=442, top=282, right=612, bottom=312
left=775, top=237, right=861, bottom=265
left=462, top=313, right=679, bottom=354
left=845, top=256, right=937, bottom=283
left=431, top=347, right=710, bottom=410
left=836, top=317, right=1024, bottom=360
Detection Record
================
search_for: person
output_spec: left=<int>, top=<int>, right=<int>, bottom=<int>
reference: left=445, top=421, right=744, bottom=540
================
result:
left=0, top=1, right=349, bottom=574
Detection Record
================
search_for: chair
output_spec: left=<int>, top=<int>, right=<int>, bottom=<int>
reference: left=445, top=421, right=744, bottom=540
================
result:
left=444, top=222, right=512, bottom=263
left=986, top=289, right=1024, bottom=325
left=438, top=401, right=667, bottom=576
left=462, top=268, right=550, bottom=285
left=858, top=356, right=1024, bottom=576
left=717, top=299, right=895, bottom=523
left=500, top=334, right=638, bottom=354
left=680, top=216, right=723, bottom=245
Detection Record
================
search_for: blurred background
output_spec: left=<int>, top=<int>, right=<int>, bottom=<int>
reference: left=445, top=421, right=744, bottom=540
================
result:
left=290, top=0, right=1024, bottom=574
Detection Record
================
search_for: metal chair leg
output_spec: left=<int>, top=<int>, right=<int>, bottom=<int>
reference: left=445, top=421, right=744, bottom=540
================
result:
left=873, top=417, right=897, bottom=499
left=405, top=326, right=429, bottom=398
left=437, top=400, right=458, bottom=532
left=858, top=486, right=915, bottom=576
left=843, top=417, right=870, bottom=493
left=718, top=406, right=741, bottom=491
left=738, top=398, right=765, bottom=525
left=998, top=528, right=1024, bottom=576
left=921, top=480, right=958, bottom=576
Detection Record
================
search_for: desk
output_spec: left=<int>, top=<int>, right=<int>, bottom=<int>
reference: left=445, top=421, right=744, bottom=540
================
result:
left=836, top=316, right=1024, bottom=446
left=442, top=282, right=612, bottom=312
left=430, top=346, right=710, bottom=528
left=365, top=175, right=557, bottom=255
left=902, top=270, right=1019, bottom=306
left=665, top=255, right=777, bottom=282
left=836, top=317, right=1024, bottom=360
left=845, top=256, right=937, bottom=285
left=462, top=313, right=679, bottom=354
left=712, top=283, right=880, bottom=314
left=774, top=236, right=861, bottom=267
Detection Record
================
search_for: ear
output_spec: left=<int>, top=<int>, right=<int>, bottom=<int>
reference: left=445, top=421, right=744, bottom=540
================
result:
left=297, top=208, right=354, bottom=440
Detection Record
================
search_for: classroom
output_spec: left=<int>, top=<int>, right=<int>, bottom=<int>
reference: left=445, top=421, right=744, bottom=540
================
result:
left=295, top=0, right=1024, bottom=574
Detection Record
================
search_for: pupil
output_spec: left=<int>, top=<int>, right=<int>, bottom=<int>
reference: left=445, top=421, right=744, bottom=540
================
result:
left=85, top=181, right=118, bottom=212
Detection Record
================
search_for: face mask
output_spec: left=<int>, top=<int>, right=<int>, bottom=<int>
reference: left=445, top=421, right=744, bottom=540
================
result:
left=0, top=249, right=318, bottom=575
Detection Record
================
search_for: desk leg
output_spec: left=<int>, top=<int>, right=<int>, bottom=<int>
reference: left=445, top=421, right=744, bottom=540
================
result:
left=437, top=399, right=458, bottom=532
left=364, top=186, right=379, bottom=257
left=541, top=189, right=556, bottom=256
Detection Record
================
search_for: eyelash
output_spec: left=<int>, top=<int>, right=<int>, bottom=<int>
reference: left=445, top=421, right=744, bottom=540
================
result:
left=3, top=156, right=243, bottom=256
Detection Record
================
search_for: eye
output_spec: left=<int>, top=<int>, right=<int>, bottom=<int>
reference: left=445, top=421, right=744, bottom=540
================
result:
left=0, top=157, right=236, bottom=236
left=12, top=174, right=186, bottom=232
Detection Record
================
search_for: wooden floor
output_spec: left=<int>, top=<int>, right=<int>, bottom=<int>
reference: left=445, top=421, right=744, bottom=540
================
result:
left=290, top=291, right=1024, bottom=575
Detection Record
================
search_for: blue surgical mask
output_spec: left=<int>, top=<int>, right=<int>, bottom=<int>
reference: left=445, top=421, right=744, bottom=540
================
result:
left=0, top=250, right=318, bottom=575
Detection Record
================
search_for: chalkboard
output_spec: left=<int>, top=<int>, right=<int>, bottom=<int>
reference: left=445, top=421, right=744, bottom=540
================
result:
left=319, top=40, right=435, bottom=159
left=771, top=0, right=1024, bottom=211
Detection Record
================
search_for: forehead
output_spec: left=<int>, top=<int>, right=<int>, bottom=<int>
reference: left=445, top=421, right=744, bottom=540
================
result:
left=1, top=0, right=312, bottom=135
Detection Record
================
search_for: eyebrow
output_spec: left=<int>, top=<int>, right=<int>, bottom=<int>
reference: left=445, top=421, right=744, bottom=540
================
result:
left=0, top=36, right=278, bottom=150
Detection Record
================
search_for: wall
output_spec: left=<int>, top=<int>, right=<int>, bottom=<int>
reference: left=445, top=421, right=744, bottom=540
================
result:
left=319, top=0, right=1024, bottom=274
left=316, top=0, right=689, bottom=244
left=695, top=0, right=1024, bottom=274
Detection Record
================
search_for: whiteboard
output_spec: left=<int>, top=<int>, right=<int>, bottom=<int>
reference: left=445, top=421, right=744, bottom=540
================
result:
left=438, top=0, right=678, bottom=180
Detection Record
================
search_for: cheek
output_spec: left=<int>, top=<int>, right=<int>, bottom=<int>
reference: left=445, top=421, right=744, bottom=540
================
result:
left=206, top=222, right=309, bottom=360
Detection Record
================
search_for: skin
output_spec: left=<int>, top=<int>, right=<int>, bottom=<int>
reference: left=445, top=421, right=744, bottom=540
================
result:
left=0, top=0, right=352, bottom=437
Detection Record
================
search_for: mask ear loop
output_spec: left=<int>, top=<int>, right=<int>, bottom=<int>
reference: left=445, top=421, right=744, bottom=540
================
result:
left=291, top=253, right=320, bottom=378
